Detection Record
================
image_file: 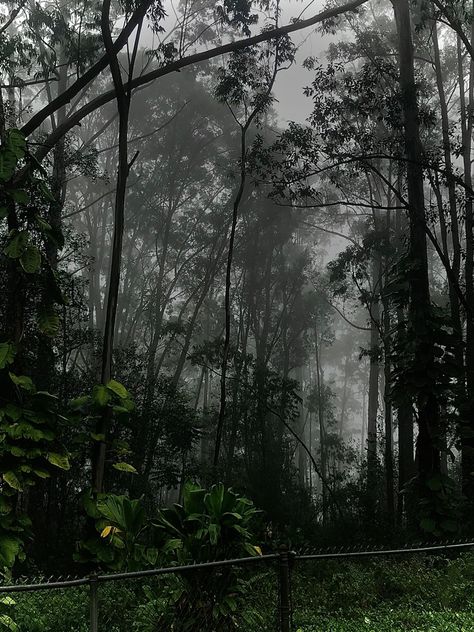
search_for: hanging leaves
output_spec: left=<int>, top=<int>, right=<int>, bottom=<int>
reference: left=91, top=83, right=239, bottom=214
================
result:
left=19, top=245, right=41, bottom=273
left=4, top=230, right=29, bottom=259
left=37, top=306, right=60, bottom=336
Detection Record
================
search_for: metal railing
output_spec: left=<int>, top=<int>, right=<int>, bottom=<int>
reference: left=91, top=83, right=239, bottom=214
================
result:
left=1, top=540, right=474, bottom=631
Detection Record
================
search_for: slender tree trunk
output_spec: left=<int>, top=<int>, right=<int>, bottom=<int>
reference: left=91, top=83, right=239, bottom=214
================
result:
left=296, top=365, right=307, bottom=485
left=339, top=353, right=349, bottom=439
left=432, top=23, right=462, bottom=347
left=382, top=273, right=395, bottom=522
left=367, top=257, right=381, bottom=508
left=214, top=125, right=247, bottom=468
left=393, top=0, right=441, bottom=499
left=458, top=30, right=474, bottom=500
left=314, top=325, right=327, bottom=524
left=92, top=1, right=140, bottom=493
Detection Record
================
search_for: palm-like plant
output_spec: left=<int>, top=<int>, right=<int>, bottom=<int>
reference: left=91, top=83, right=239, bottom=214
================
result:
left=152, top=482, right=263, bottom=631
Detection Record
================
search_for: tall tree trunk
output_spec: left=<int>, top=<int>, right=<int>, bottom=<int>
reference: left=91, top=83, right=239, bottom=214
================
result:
left=432, top=23, right=462, bottom=349
left=296, top=365, right=307, bottom=485
left=367, top=257, right=381, bottom=509
left=458, top=30, right=474, bottom=501
left=214, top=127, right=247, bottom=468
left=314, top=325, right=327, bottom=524
left=393, top=0, right=441, bottom=501
left=339, top=353, right=349, bottom=439
left=382, top=273, right=395, bottom=522
left=92, top=0, right=140, bottom=493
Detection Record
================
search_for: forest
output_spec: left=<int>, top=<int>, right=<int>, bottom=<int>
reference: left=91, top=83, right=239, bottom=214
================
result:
left=2, top=0, right=474, bottom=628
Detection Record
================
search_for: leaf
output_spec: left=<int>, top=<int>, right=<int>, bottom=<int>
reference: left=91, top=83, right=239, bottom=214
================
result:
left=3, top=471, right=22, bottom=491
left=100, top=525, right=114, bottom=538
left=106, top=379, right=129, bottom=399
left=7, top=129, right=26, bottom=159
left=4, top=230, right=28, bottom=259
left=34, top=215, right=53, bottom=232
left=4, top=403, right=21, bottom=421
left=0, top=596, right=15, bottom=607
left=0, top=342, right=15, bottom=369
left=208, top=523, right=220, bottom=545
left=37, top=306, right=60, bottom=336
left=205, top=483, right=225, bottom=517
left=426, top=475, right=443, bottom=492
left=0, top=536, right=21, bottom=569
left=69, top=395, right=90, bottom=409
left=38, top=182, right=55, bottom=202
left=9, top=373, right=35, bottom=392
left=91, top=433, right=105, bottom=442
left=420, top=517, right=436, bottom=533
left=20, top=245, right=41, bottom=273
left=92, top=385, right=110, bottom=407
left=8, top=189, right=28, bottom=204
left=0, top=613, right=18, bottom=630
left=0, top=150, right=17, bottom=181
left=113, top=462, right=137, bottom=474
left=253, top=545, right=262, bottom=556
left=10, top=447, right=25, bottom=457
left=83, top=490, right=102, bottom=519
left=0, top=207, right=8, bottom=220
left=0, top=496, right=12, bottom=515
left=46, top=452, right=71, bottom=470
left=146, top=547, right=159, bottom=564
left=162, top=538, right=182, bottom=553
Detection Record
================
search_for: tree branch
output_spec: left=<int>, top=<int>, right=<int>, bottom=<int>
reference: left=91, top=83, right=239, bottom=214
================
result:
left=27, top=0, right=369, bottom=160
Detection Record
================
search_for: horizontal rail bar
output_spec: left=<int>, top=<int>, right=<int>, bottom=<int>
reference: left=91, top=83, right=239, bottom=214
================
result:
left=0, top=577, right=89, bottom=593
left=97, top=553, right=279, bottom=582
left=0, top=554, right=278, bottom=592
left=295, top=541, right=474, bottom=561
left=2, top=541, right=473, bottom=592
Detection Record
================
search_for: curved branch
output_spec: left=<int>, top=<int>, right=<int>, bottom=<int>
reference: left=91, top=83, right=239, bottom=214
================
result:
left=28, top=0, right=369, bottom=160
left=324, top=297, right=371, bottom=331
left=21, top=0, right=154, bottom=137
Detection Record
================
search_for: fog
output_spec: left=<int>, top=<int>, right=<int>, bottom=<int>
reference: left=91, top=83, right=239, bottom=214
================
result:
left=1, top=0, right=471, bottom=581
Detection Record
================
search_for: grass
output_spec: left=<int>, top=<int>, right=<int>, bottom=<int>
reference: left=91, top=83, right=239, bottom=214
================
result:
left=5, top=553, right=474, bottom=631
left=296, top=609, right=474, bottom=631
left=291, top=553, right=474, bottom=631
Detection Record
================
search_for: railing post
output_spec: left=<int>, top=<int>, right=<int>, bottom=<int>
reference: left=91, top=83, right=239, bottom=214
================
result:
left=278, top=545, right=292, bottom=632
left=89, top=573, right=99, bottom=632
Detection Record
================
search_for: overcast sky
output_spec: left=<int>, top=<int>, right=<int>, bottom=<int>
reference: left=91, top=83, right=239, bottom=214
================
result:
left=144, top=0, right=339, bottom=124
left=274, top=0, right=331, bottom=123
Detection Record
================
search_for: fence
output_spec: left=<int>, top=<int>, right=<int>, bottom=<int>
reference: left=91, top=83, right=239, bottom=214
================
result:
left=1, top=541, right=474, bottom=631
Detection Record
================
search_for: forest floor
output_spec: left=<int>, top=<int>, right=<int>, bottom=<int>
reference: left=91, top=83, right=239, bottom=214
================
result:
left=7, top=554, right=474, bottom=631
left=291, top=554, right=474, bottom=631
left=295, top=609, right=474, bottom=631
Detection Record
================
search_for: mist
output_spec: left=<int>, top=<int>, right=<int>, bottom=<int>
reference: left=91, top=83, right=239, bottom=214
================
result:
left=1, top=0, right=474, bottom=628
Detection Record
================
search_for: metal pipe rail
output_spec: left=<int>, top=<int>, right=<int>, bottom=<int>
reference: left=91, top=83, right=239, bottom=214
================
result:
left=295, top=540, right=474, bottom=561
left=0, top=553, right=279, bottom=592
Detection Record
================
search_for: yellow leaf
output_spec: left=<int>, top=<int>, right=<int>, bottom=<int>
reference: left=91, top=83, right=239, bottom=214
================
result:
left=254, top=545, right=262, bottom=556
left=101, top=526, right=114, bottom=538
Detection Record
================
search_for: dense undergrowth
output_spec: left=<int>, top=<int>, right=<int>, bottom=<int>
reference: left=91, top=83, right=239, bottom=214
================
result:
left=4, top=553, right=474, bottom=631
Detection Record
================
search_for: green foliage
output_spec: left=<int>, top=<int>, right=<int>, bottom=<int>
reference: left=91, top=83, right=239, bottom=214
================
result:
left=151, top=482, right=262, bottom=631
left=292, top=555, right=474, bottom=631
left=70, top=380, right=134, bottom=417
left=0, top=349, right=69, bottom=572
left=69, top=379, right=134, bottom=468
left=0, top=128, right=65, bottom=340
left=153, top=482, right=261, bottom=563
left=0, top=595, right=17, bottom=632
left=76, top=492, right=158, bottom=571
left=0, top=129, right=26, bottom=182
left=4, top=555, right=474, bottom=631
